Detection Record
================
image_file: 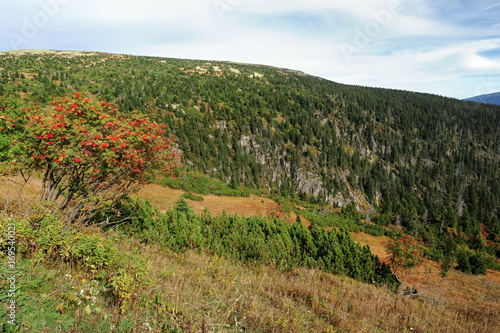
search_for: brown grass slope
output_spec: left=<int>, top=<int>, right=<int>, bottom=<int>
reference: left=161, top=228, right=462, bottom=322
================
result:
left=118, top=239, right=499, bottom=333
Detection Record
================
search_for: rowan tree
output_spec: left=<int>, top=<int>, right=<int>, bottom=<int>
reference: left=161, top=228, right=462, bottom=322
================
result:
left=3, top=92, right=181, bottom=224
left=384, top=234, right=424, bottom=295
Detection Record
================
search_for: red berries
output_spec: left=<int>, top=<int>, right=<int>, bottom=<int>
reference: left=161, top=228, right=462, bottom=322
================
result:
left=10, top=95, right=181, bottom=205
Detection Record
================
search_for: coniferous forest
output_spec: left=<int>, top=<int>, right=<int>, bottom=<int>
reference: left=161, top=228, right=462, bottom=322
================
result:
left=0, top=50, right=499, bottom=332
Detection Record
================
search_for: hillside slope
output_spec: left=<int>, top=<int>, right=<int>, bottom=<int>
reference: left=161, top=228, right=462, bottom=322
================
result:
left=2, top=175, right=499, bottom=333
left=1, top=49, right=499, bottom=276
left=5, top=234, right=499, bottom=333
left=137, top=182, right=500, bottom=302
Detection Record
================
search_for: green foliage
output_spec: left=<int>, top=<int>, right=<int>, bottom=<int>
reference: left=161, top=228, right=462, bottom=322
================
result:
left=298, top=208, right=397, bottom=239
left=341, top=202, right=363, bottom=221
left=110, top=266, right=144, bottom=313
left=118, top=199, right=398, bottom=286
left=69, top=232, right=116, bottom=274
left=362, top=223, right=397, bottom=237
left=0, top=257, right=124, bottom=332
left=0, top=261, right=74, bottom=332
left=181, top=192, right=204, bottom=201
left=161, top=170, right=253, bottom=197
left=299, top=208, right=360, bottom=231
left=0, top=210, right=155, bottom=321
left=0, top=95, right=29, bottom=165
left=0, top=212, right=117, bottom=276
left=456, top=247, right=488, bottom=275
left=0, top=210, right=68, bottom=262
left=373, top=213, right=392, bottom=226
left=32, top=213, right=69, bottom=262
left=1, top=93, right=181, bottom=224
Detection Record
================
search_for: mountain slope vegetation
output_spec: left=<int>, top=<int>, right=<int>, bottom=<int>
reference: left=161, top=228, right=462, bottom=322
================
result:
left=1, top=50, right=500, bottom=332
left=1, top=50, right=498, bottom=272
left=0, top=181, right=499, bottom=332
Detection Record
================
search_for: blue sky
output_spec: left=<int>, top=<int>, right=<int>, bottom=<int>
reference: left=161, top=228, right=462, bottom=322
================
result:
left=1, top=0, right=499, bottom=99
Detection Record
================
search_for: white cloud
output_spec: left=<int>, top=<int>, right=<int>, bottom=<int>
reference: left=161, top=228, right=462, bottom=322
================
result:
left=239, top=0, right=404, bottom=19
left=328, top=37, right=500, bottom=98
left=143, top=27, right=335, bottom=70
left=64, top=0, right=222, bottom=37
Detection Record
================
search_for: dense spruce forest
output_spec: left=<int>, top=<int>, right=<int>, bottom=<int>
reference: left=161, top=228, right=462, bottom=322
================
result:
left=1, top=50, right=499, bottom=274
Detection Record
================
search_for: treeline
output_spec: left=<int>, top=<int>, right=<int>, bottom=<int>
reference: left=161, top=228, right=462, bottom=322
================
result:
left=111, top=198, right=397, bottom=286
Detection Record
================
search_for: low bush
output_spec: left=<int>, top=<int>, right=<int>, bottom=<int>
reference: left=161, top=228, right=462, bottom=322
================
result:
left=456, top=247, right=488, bottom=275
left=118, top=199, right=398, bottom=287
left=1, top=210, right=117, bottom=276
left=160, top=170, right=253, bottom=197
left=181, top=192, right=204, bottom=201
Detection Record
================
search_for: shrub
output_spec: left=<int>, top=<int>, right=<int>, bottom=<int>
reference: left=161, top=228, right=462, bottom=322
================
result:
left=384, top=234, right=424, bottom=293
left=117, top=199, right=397, bottom=285
left=68, top=231, right=116, bottom=274
left=456, top=248, right=487, bottom=275
left=2, top=92, right=181, bottom=224
left=160, top=170, right=252, bottom=197
left=1, top=212, right=117, bottom=276
left=385, top=234, right=424, bottom=272
left=181, top=192, right=204, bottom=201
left=0, top=211, right=70, bottom=263
left=110, top=267, right=143, bottom=313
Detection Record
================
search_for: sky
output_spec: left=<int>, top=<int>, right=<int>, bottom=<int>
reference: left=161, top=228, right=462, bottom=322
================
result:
left=1, top=0, right=499, bottom=99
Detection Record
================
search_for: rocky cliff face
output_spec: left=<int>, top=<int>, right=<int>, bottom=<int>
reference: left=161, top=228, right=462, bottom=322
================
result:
left=238, top=134, right=369, bottom=211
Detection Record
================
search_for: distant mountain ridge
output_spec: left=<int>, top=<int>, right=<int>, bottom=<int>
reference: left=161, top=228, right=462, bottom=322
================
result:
left=463, top=91, right=500, bottom=105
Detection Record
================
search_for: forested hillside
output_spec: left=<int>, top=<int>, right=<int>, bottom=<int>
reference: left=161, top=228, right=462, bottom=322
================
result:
left=1, top=50, right=499, bottom=273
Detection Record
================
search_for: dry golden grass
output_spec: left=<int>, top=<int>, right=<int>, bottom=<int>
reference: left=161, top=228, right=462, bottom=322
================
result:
left=353, top=231, right=500, bottom=319
left=116, top=238, right=500, bottom=333
left=0, top=176, right=277, bottom=218
left=136, top=183, right=310, bottom=225
left=1, top=175, right=297, bottom=220
left=0, top=175, right=42, bottom=213
left=135, top=183, right=277, bottom=217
